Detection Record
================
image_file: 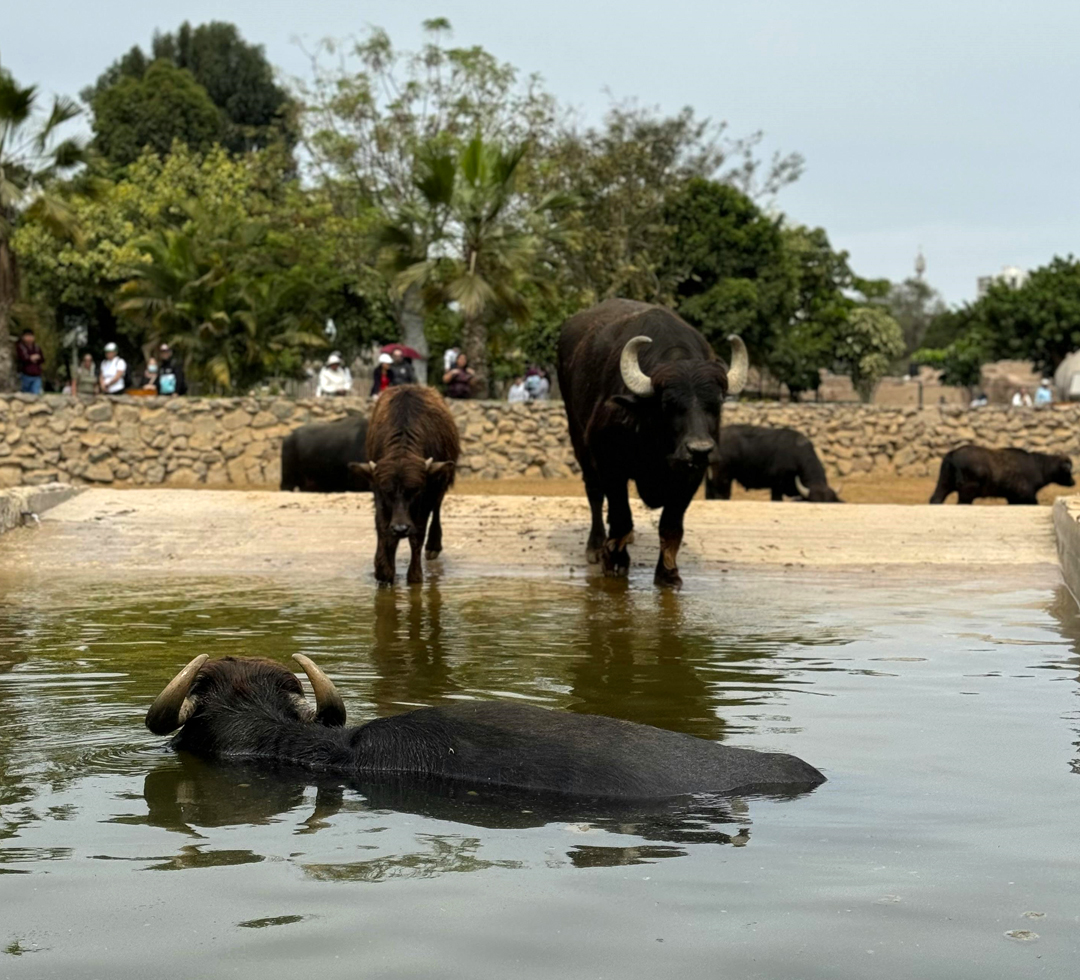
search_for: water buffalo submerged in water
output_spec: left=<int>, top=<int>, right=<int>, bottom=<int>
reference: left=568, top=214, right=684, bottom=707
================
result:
left=145, top=656, right=826, bottom=799
left=280, top=415, right=369, bottom=493
left=929, top=444, right=1074, bottom=504
left=706, top=425, right=842, bottom=502
left=349, top=385, right=460, bottom=586
left=557, top=299, right=748, bottom=586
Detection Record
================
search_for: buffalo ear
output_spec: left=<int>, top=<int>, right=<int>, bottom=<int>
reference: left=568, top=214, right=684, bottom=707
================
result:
left=425, top=458, right=454, bottom=476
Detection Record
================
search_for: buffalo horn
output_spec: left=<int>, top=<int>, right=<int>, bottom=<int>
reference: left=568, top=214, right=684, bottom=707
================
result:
left=619, top=336, right=654, bottom=397
left=794, top=476, right=811, bottom=499
left=145, top=654, right=208, bottom=735
left=726, top=335, right=748, bottom=395
left=292, top=654, right=347, bottom=727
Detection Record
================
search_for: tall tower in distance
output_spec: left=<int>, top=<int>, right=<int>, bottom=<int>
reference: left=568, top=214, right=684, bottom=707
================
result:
left=914, top=248, right=926, bottom=281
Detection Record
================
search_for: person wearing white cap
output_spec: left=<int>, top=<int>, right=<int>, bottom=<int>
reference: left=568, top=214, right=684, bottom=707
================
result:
left=316, top=351, right=353, bottom=397
left=1035, top=377, right=1054, bottom=407
left=99, top=343, right=127, bottom=395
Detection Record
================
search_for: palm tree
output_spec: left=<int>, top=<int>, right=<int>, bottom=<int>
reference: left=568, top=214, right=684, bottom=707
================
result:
left=0, top=61, right=86, bottom=389
left=380, top=134, right=570, bottom=393
left=117, top=217, right=326, bottom=393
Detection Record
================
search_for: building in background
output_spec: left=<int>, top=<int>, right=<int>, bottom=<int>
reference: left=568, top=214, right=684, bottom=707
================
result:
left=977, top=265, right=1028, bottom=298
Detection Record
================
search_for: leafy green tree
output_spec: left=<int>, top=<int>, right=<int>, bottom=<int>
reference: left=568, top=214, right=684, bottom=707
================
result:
left=299, top=19, right=560, bottom=381
left=90, top=61, right=223, bottom=166
left=833, top=306, right=905, bottom=401
left=86, top=21, right=294, bottom=154
left=116, top=214, right=328, bottom=392
left=661, top=178, right=789, bottom=360
left=382, top=134, right=569, bottom=390
left=542, top=104, right=803, bottom=308
left=914, top=257, right=1080, bottom=383
left=0, top=60, right=86, bottom=389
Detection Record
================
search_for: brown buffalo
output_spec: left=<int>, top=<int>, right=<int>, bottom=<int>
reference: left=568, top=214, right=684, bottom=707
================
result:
left=349, top=386, right=460, bottom=585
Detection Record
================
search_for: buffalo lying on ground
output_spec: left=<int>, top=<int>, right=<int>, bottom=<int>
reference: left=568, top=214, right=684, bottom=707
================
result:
left=929, top=445, right=1074, bottom=505
left=706, top=425, right=842, bottom=502
left=349, top=385, right=459, bottom=585
left=280, top=415, right=369, bottom=493
left=557, top=299, right=748, bottom=586
left=146, top=655, right=826, bottom=799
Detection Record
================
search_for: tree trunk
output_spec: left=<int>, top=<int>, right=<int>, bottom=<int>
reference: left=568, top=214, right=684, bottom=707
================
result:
left=398, top=284, right=429, bottom=385
left=0, top=303, right=14, bottom=393
left=462, top=314, right=489, bottom=398
left=0, top=238, right=18, bottom=392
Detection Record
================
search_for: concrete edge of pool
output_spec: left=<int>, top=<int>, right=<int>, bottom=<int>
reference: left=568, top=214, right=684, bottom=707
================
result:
left=0, top=482, right=82, bottom=536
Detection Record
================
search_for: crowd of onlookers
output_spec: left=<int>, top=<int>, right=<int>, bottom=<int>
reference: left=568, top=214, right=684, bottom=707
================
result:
left=15, top=329, right=187, bottom=397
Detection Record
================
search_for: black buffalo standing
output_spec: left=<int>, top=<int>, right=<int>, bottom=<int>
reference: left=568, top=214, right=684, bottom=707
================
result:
left=349, top=385, right=460, bottom=585
left=557, top=299, right=748, bottom=586
left=145, top=654, right=826, bottom=799
left=706, top=425, right=842, bottom=502
left=280, top=415, right=369, bottom=493
left=929, top=444, right=1074, bottom=504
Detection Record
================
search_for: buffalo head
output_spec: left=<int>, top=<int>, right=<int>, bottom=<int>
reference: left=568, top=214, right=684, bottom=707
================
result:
left=1052, top=455, right=1075, bottom=488
left=350, top=456, right=454, bottom=539
left=145, top=654, right=346, bottom=736
left=615, top=334, right=748, bottom=468
left=794, top=476, right=844, bottom=503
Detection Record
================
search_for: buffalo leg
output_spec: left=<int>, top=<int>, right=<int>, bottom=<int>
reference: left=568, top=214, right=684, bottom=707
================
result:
left=956, top=487, right=977, bottom=504
left=425, top=495, right=444, bottom=560
left=601, top=480, right=634, bottom=577
left=654, top=501, right=688, bottom=588
left=406, top=528, right=426, bottom=585
left=706, top=475, right=732, bottom=500
left=374, top=531, right=400, bottom=586
left=585, top=480, right=606, bottom=563
left=770, top=487, right=784, bottom=502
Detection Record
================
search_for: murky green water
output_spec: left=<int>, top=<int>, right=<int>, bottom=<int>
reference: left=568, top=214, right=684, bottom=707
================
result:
left=1, top=569, right=1078, bottom=978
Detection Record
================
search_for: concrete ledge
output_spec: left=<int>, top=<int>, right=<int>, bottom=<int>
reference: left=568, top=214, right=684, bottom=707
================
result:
left=1053, top=495, right=1080, bottom=598
left=0, top=483, right=82, bottom=536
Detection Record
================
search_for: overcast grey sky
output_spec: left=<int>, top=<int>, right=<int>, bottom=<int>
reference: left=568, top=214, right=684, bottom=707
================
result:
left=5, top=0, right=1078, bottom=304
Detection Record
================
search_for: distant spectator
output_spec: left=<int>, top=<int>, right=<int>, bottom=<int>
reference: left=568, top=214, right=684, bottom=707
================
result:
left=507, top=376, right=529, bottom=403
left=74, top=353, right=97, bottom=395
left=371, top=352, right=394, bottom=398
left=524, top=366, right=550, bottom=401
left=15, top=328, right=44, bottom=394
left=156, top=343, right=186, bottom=395
left=1035, top=378, right=1054, bottom=407
left=443, top=345, right=460, bottom=374
left=443, top=352, right=476, bottom=399
left=969, top=391, right=988, bottom=408
left=141, top=358, right=159, bottom=389
left=317, top=352, right=353, bottom=397
left=1011, top=387, right=1033, bottom=408
left=99, top=343, right=127, bottom=394
left=388, top=346, right=416, bottom=386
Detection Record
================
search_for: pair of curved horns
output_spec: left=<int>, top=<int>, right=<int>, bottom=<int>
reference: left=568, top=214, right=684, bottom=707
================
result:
left=350, top=459, right=450, bottom=476
left=794, top=476, right=842, bottom=499
left=144, top=654, right=347, bottom=735
left=619, top=334, right=749, bottom=397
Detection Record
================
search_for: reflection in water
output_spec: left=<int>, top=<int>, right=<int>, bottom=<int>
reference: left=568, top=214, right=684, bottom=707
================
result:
left=1045, top=585, right=1080, bottom=775
left=129, top=755, right=767, bottom=874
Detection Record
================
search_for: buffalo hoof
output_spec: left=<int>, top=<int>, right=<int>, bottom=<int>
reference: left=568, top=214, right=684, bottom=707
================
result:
left=425, top=549, right=441, bottom=561
left=654, top=566, right=683, bottom=589
left=600, top=542, right=631, bottom=577
left=586, top=546, right=602, bottom=564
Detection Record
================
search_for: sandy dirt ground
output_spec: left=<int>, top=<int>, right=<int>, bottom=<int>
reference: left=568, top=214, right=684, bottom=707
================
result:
left=0, top=487, right=1059, bottom=584
left=451, top=474, right=1073, bottom=506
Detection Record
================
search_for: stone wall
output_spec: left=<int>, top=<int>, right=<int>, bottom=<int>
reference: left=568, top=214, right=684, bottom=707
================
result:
left=2, top=393, right=1080, bottom=489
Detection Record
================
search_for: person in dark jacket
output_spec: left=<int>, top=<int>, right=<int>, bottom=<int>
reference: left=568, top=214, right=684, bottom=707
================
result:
left=155, top=343, right=186, bottom=396
left=443, top=351, right=476, bottom=399
left=387, top=346, right=416, bottom=386
left=15, top=329, right=44, bottom=394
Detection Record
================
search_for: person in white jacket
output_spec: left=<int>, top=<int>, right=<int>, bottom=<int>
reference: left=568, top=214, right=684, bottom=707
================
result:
left=316, top=352, right=353, bottom=397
